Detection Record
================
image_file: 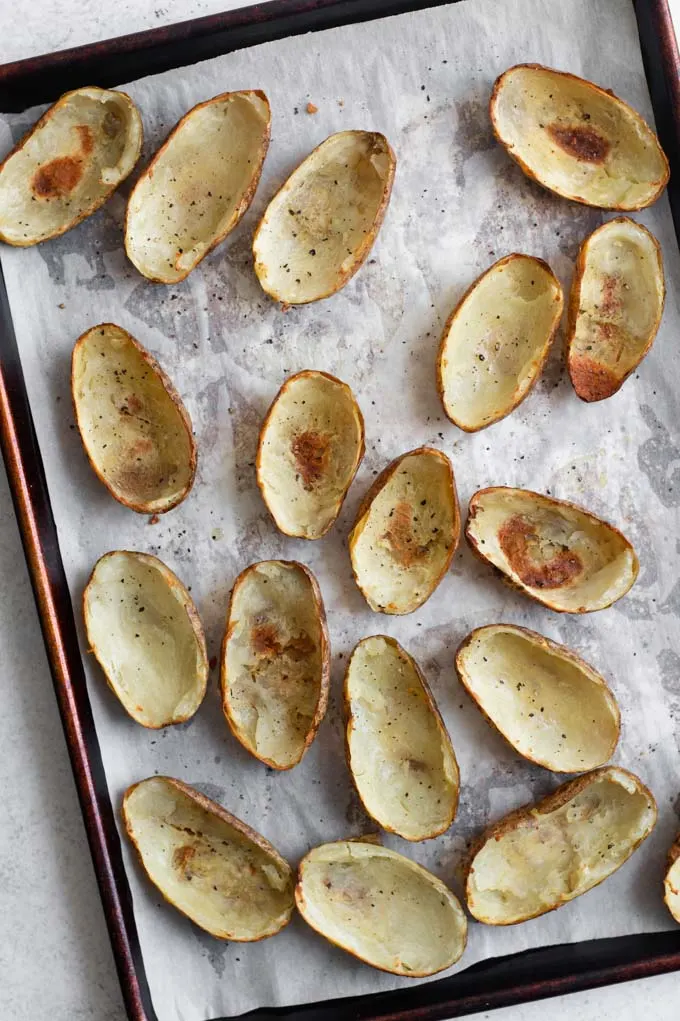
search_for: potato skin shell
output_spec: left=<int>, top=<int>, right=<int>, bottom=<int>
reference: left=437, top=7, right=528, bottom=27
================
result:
left=343, top=635, right=459, bottom=840
left=122, top=775, right=294, bottom=940
left=255, top=369, right=366, bottom=539
left=83, top=550, right=208, bottom=728
left=220, top=560, right=331, bottom=770
left=349, top=446, right=461, bottom=615
left=489, top=64, right=670, bottom=211
left=464, top=486, right=639, bottom=613
left=454, top=623, right=620, bottom=770
left=124, top=90, right=271, bottom=284
left=465, top=766, right=657, bottom=925
left=436, top=253, right=563, bottom=432
left=0, top=87, right=143, bottom=247
left=252, top=131, right=396, bottom=306
left=71, top=323, right=197, bottom=514
left=664, top=836, right=680, bottom=923
left=566, top=217, right=665, bottom=402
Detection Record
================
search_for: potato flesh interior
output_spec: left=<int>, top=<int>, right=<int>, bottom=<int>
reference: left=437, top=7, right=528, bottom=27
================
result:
left=85, top=553, right=204, bottom=726
left=493, top=67, right=667, bottom=208
left=258, top=374, right=362, bottom=538
left=73, top=325, right=193, bottom=511
left=124, top=778, right=293, bottom=939
left=254, top=132, right=392, bottom=303
left=458, top=628, right=618, bottom=771
left=347, top=637, right=457, bottom=839
left=468, top=771, right=654, bottom=924
left=225, top=562, right=324, bottom=768
left=666, top=855, right=680, bottom=922
left=352, top=454, right=455, bottom=613
left=570, top=220, right=663, bottom=395
left=299, top=843, right=465, bottom=973
left=0, top=89, right=139, bottom=244
left=126, top=92, right=269, bottom=281
left=470, top=490, right=635, bottom=611
left=440, top=257, right=560, bottom=429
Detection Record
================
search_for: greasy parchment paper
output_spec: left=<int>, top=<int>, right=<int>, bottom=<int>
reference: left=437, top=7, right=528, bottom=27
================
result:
left=2, top=0, right=680, bottom=1017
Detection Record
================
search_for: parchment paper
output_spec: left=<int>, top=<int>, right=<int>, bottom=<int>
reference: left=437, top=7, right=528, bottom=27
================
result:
left=2, top=0, right=679, bottom=1017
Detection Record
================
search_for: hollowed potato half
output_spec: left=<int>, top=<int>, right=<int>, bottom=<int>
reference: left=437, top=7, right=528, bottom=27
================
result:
left=438, top=254, right=563, bottom=431
left=0, top=87, right=142, bottom=246
left=221, top=560, right=330, bottom=770
left=664, top=838, right=680, bottom=923
left=466, top=766, right=656, bottom=925
left=125, top=90, right=270, bottom=283
left=567, top=217, right=665, bottom=401
left=345, top=635, right=459, bottom=841
left=466, top=487, right=638, bottom=613
left=253, top=130, right=396, bottom=304
left=349, top=448, right=460, bottom=614
left=123, top=776, right=294, bottom=940
left=256, top=370, right=364, bottom=539
left=296, top=841, right=467, bottom=975
left=490, top=64, right=669, bottom=209
left=455, top=624, right=620, bottom=771
left=83, top=551, right=207, bottom=728
left=72, top=323, right=196, bottom=514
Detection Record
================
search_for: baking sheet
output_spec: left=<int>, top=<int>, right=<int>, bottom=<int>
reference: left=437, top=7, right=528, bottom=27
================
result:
left=1, top=0, right=679, bottom=1017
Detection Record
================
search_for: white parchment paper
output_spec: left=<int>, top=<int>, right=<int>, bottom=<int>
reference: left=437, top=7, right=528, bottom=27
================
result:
left=2, top=0, right=680, bottom=1017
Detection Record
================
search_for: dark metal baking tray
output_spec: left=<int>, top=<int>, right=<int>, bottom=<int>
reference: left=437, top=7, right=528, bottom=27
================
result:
left=1, top=2, right=679, bottom=1019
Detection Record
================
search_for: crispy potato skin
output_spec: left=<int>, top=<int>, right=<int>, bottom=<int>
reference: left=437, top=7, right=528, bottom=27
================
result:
left=220, top=560, right=330, bottom=769
left=465, top=767, right=657, bottom=925
left=349, top=447, right=460, bottom=614
left=124, top=90, right=271, bottom=283
left=566, top=218, right=665, bottom=401
left=255, top=370, right=365, bottom=539
left=122, top=776, right=294, bottom=940
left=436, top=253, right=563, bottom=432
left=454, top=624, right=620, bottom=770
left=465, top=486, right=639, bottom=613
left=71, top=323, right=197, bottom=514
left=489, top=64, right=669, bottom=210
left=343, top=635, right=459, bottom=840
left=0, top=87, right=142, bottom=247
left=252, top=131, right=396, bottom=305
left=664, top=836, right=680, bottom=923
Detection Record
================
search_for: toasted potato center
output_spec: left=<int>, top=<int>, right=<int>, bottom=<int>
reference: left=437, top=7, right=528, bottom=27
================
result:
left=546, top=123, right=610, bottom=164
left=498, top=514, right=583, bottom=589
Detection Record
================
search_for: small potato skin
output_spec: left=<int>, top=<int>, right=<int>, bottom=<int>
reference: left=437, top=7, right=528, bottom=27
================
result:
left=566, top=218, right=665, bottom=402
left=71, top=323, right=197, bottom=514
left=122, top=776, right=294, bottom=940
left=465, top=766, right=657, bottom=925
left=664, top=836, right=680, bottom=923
left=489, top=64, right=669, bottom=210
left=220, top=560, right=330, bottom=769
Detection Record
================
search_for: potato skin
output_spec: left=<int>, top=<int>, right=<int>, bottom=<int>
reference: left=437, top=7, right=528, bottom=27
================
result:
left=71, top=323, right=197, bottom=514
left=664, top=836, right=680, bottom=923
left=489, top=64, right=669, bottom=210
left=566, top=218, right=665, bottom=402
left=220, top=560, right=330, bottom=770
left=465, top=766, right=657, bottom=925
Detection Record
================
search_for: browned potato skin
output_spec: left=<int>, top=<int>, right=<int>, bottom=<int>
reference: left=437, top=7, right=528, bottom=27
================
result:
left=71, top=324, right=197, bottom=514
left=220, top=560, right=331, bottom=770
left=465, top=767, right=657, bottom=925
left=122, top=776, right=294, bottom=939
left=490, top=64, right=670, bottom=210
left=436, top=254, right=563, bottom=432
left=124, top=90, right=271, bottom=284
left=455, top=624, right=620, bottom=768
left=252, top=133, right=396, bottom=306
left=255, top=370, right=366, bottom=539
left=465, top=486, right=639, bottom=613
left=566, top=218, right=665, bottom=402
left=349, top=447, right=461, bottom=613
left=83, top=550, right=208, bottom=728
left=0, top=87, right=142, bottom=247
left=343, top=635, right=459, bottom=840
left=664, top=836, right=680, bottom=923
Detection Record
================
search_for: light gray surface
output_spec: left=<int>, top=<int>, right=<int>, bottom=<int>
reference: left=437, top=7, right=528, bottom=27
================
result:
left=0, top=1, right=678, bottom=1019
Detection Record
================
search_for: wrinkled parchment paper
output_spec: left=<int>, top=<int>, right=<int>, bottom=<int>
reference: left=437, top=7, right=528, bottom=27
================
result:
left=2, top=0, right=680, bottom=1017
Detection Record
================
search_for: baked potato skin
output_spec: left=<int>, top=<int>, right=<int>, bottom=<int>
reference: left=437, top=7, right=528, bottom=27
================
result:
left=664, top=836, right=680, bottom=923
